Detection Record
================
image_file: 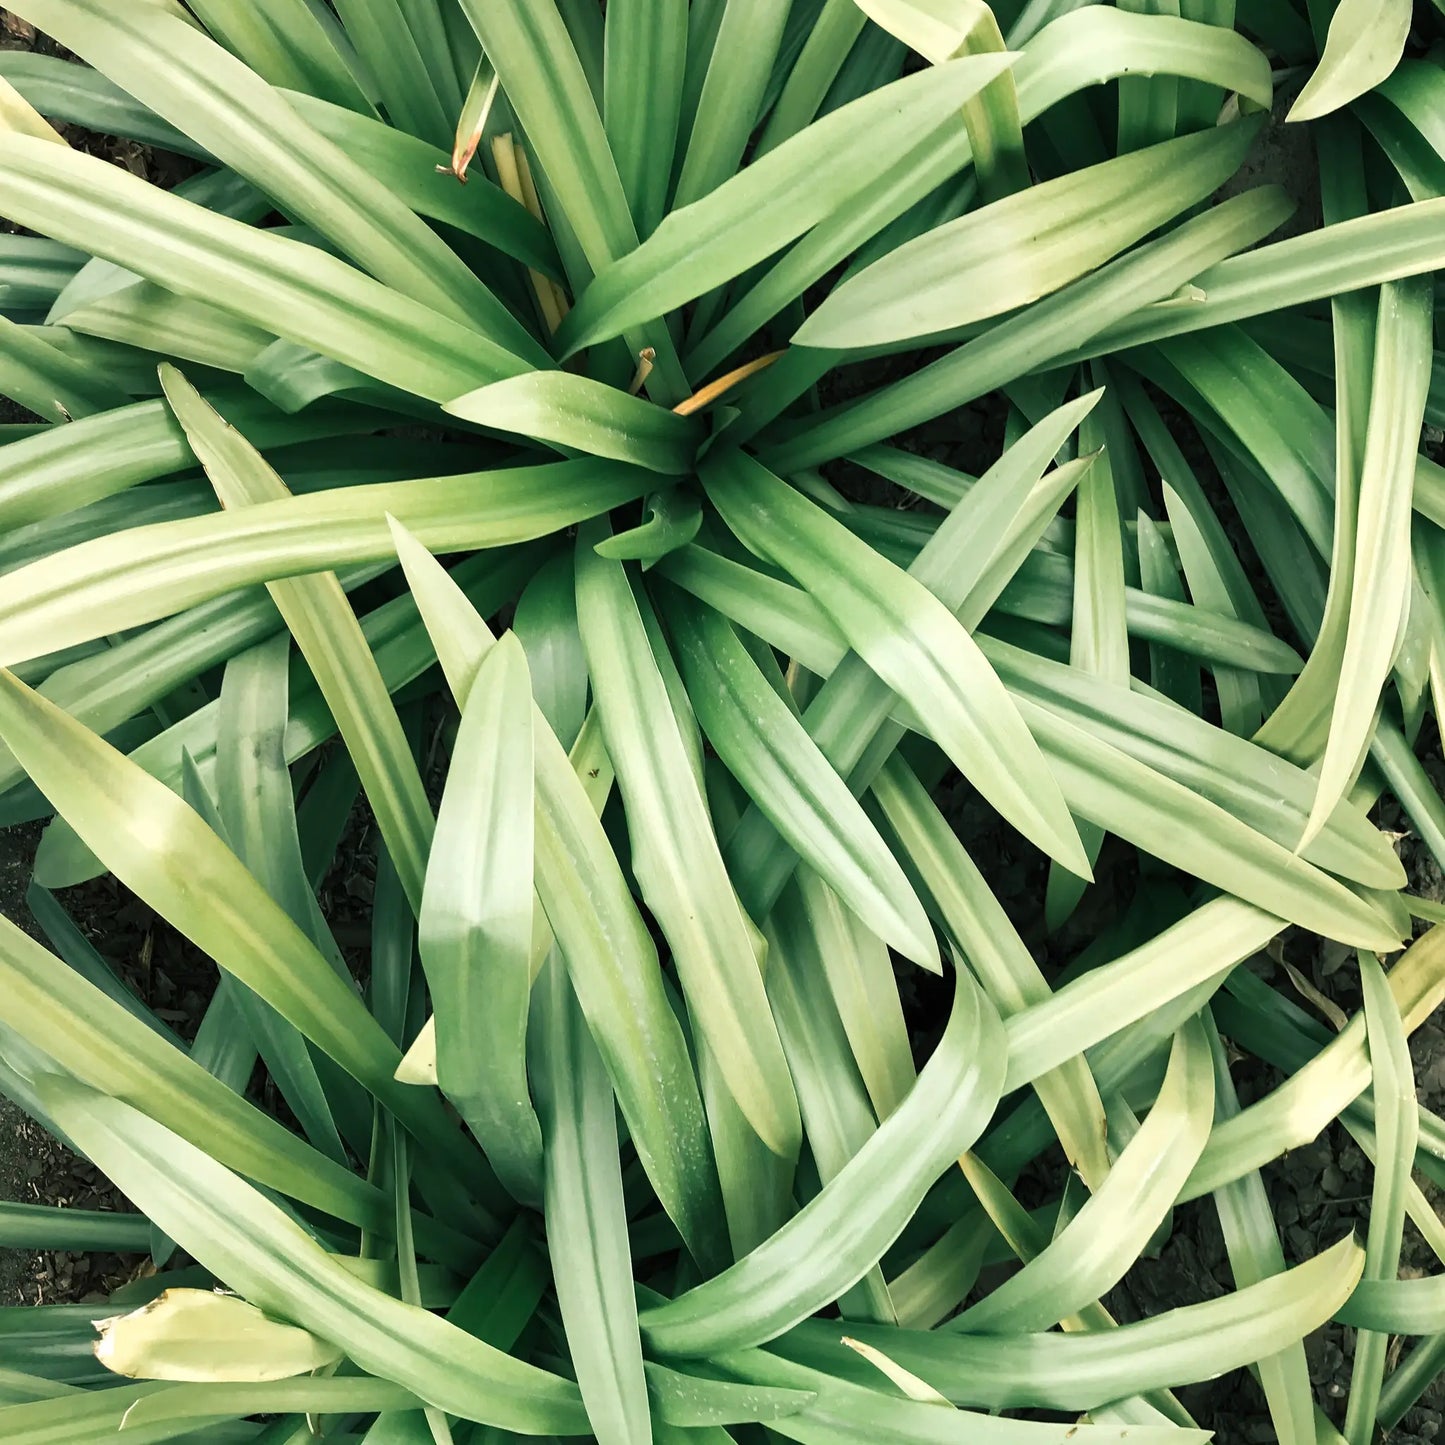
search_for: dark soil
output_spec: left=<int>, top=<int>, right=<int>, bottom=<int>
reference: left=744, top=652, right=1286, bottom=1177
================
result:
left=0, top=825, right=155, bottom=1306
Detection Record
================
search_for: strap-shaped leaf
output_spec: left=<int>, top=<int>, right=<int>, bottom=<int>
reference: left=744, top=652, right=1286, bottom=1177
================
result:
left=179, top=0, right=371, bottom=112
left=0, top=455, right=650, bottom=669
left=0, top=389, right=371, bottom=533
left=452, top=0, right=688, bottom=400
left=672, top=0, right=791, bottom=208
left=0, top=134, right=525, bottom=401
left=555, top=52, right=1017, bottom=356
left=1287, top=0, right=1411, bottom=122
left=1305, top=276, right=1434, bottom=845
left=0, top=668, right=489, bottom=1211
left=669, top=592, right=936, bottom=969
left=0, top=911, right=471, bottom=1263
left=603, top=0, right=687, bottom=235
left=283, top=89, right=561, bottom=278
left=162, top=367, right=436, bottom=913
left=421, top=631, right=544, bottom=1206
left=445, top=372, right=702, bottom=473
left=215, top=634, right=352, bottom=1165
left=769, top=1232, right=1363, bottom=1410
left=639, top=967, right=1005, bottom=1356
left=531, top=952, right=652, bottom=1445
left=390, top=520, right=728, bottom=1270
left=760, top=185, right=1289, bottom=473
left=576, top=527, right=801, bottom=1159
left=1202, top=1013, right=1316, bottom=1445
left=1343, top=952, right=1419, bottom=1443
left=870, top=755, right=1111, bottom=1190
left=765, top=884, right=897, bottom=1324
left=1182, top=925, right=1445, bottom=1201
left=700, top=447, right=1088, bottom=877
left=798, top=119, right=1259, bottom=349
left=9, top=0, right=524, bottom=345
left=956, top=1018, right=1213, bottom=1334
left=37, top=1079, right=589, bottom=1433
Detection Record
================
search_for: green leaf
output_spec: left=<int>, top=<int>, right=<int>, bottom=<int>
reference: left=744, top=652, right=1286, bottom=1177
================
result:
left=672, top=0, right=791, bottom=208
left=0, top=135, right=525, bottom=401
left=1044, top=401, right=1125, bottom=931
left=1305, top=276, right=1434, bottom=845
left=1203, top=1014, right=1315, bottom=1445
left=784, top=865, right=917, bottom=1126
left=513, top=553, right=589, bottom=751
left=576, top=527, right=801, bottom=1159
left=0, top=312, right=129, bottom=422
left=328, top=0, right=456, bottom=148
left=452, top=0, right=688, bottom=400
left=764, top=876, right=898, bottom=1322
left=38, top=1078, right=589, bottom=1433
left=9, top=0, right=525, bottom=345
left=284, top=88, right=561, bottom=278
left=603, top=0, right=687, bottom=235
left=645, top=1361, right=815, bottom=1426
left=870, top=754, right=1112, bottom=1189
left=0, top=910, right=471, bottom=1266
left=389, top=520, right=728, bottom=1270
left=954, top=1018, right=1213, bottom=1333
left=421, top=631, right=544, bottom=1206
left=33, top=548, right=540, bottom=890
left=1287, top=0, right=1412, bottom=123
left=797, top=119, right=1260, bottom=349
left=701, top=447, right=1087, bottom=876
left=0, top=389, right=371, bottom=533
left=769, top=1232, right=1363, bottom=1410
left=555, top=52, right=1018, bottom=356
left=669, top=592, right=936, bottom=969
left=1182, top=925, right=1445, bottom=1201
left=0, top=456, right=650, bottom=669
left=593, top=489, right=703, bottom=568
left=445, top=372, right=702, bottom=473
left=531, top=951, right=652, bottom=1445
left=760, top=185, right=1290, bottom=473
left=179, top=0, right=371, bottom=112
left=1343, top=952, right=1419, bottom=1443
left=858, top=0, right=1026, bottom=198
left=162, top=366, right=436, bottom=913
left=1079, top=196, right=1445, bottom=359
left=214, top=633, right=351, bottom=1165
left=0, top=669, right=487, bottom=1213
left=639, top=967, right=1005, bottom=1355
left=0, top=1202, right=150, bottom=1254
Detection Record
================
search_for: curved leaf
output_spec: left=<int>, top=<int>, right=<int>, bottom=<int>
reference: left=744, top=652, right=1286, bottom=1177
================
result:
left=445, top=372, right=702, bottom=473
left=0, top=458, right=651, bottom=668
left=955, top=1017, right=1213, bottom=1333
left=700, top=448, right=1088, bottom=877
left=639, top=968, right=1005, bottom=1355
left=555, top=53, right=1017, bottom=356
left=1287, top=0, right=1412, bottom=123
left=798, top=120, right=1260, bottom=349
left=37, top=1079, right=589, bottom=1433
left=669, top=593, right=937, bottom=969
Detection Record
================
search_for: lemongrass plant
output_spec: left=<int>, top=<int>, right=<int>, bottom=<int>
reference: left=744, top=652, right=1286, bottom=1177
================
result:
left=0, top=1, right=1442, bottom=1442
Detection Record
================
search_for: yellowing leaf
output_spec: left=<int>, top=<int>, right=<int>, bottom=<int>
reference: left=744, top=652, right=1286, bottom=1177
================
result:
left=95, top=1289, right=342, bottom=1383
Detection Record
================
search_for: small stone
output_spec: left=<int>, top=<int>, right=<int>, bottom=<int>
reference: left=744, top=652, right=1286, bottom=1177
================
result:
left=1321, top=1164, right=1345, bottom=1197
